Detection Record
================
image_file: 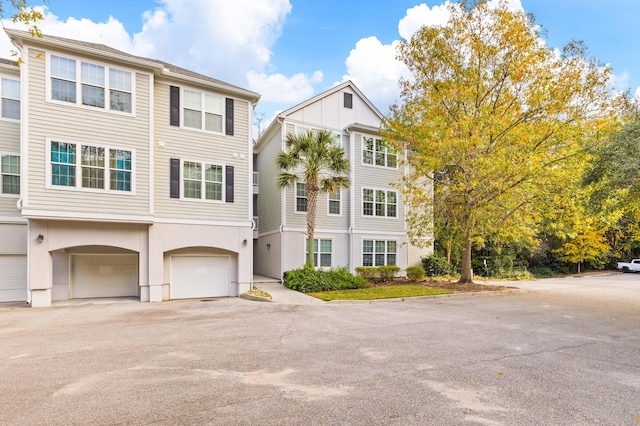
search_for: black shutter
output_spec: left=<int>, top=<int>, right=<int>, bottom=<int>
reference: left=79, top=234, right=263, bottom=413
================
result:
left=344, top=93, right=353, bottom=109
left=170, top=86, right=180, bottom=126
left=170, top=158, right=180, bottom=198
left=225, top=98, right=234, bottom=135
left=225, top=165, right=234, bottom=203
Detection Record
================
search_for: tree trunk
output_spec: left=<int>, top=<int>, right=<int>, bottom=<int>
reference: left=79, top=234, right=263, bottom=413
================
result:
left=577, top=262, right=581, bottom=274
left=446, top=239, right=452, bottom=264
left=459, top=237, right=474, bottom=284
left=306, top=183, right=319, bottom=267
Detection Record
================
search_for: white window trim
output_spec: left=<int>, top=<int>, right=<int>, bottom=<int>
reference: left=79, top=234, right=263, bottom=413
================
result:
left=179, top=86, right=225, bottom=135
left=45, top=51, right=136, bottom=117
left=327, top=188, right=342, bottom=217
left=45, top=138, right=136, bottom=195
left=0, top=151, right=20, bottom=198
left=360, top=134, right=398, bottom=170
left=361, top=186, right=398, bottom=219
left=361, top=239, right=399, bottom=267
left=294, top=180, right=307, bottom=214
left=305, top=236, right=334, bottom=269
left=179, top=158, right=225, bottom=203
left=0, top=74, right=20, bottom=122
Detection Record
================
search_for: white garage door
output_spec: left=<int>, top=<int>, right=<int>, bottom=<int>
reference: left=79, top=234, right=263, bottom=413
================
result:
left=171, top=256, right=230, bottom=299
left=0, top=255, right=27, bottom=302
left=71, top=254, right=138, bottom=299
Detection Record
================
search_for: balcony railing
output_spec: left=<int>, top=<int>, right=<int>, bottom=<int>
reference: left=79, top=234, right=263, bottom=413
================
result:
left=253, top=171, right=259, bottom=194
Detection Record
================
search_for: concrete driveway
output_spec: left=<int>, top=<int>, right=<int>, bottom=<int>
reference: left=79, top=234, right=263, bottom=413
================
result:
left=1, top=273, right=639, bottom=425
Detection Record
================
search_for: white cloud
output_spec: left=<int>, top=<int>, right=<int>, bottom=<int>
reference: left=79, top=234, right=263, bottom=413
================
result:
left=0, top=0, right=293, bottom=88
left=341, top=0, right=527, bottom=113
left=340, top=37, right=408, bottom=112
left=247, top=70, right=323, bottom=103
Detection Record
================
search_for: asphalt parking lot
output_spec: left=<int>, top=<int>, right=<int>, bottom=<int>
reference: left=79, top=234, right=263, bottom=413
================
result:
left=1, top=273, right=639, bottom=425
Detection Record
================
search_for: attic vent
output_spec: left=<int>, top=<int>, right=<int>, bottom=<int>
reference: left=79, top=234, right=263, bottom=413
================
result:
left=344, top=93, right=353, bottom=109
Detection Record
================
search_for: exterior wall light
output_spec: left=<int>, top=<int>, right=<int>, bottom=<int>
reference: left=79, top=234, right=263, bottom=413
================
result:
left=37, top=234, right=44, bottom=243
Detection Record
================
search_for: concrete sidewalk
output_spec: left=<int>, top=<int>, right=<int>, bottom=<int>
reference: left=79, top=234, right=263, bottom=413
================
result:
left=252, top=275, right=325, bottom=305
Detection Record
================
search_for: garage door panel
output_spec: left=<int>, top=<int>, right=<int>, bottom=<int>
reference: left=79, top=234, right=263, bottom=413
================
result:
left=171, top=256, right=230, bottom=299
left=0, top=255, right=27, bottom=302
left=71, top=254, right=138, bottom=299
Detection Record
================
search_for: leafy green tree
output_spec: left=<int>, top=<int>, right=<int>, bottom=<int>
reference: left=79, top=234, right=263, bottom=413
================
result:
left=277, top=129, right=350, bottom=266
left=384, top=0, right=616, bottom=283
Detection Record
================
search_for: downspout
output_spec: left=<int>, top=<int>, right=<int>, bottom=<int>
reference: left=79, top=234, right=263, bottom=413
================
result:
left=346, top=126, right=356, bottom=273
left=279, top=116, right=286, bottom=282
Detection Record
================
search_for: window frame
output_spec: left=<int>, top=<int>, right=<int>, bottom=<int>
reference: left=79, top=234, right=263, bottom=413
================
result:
left=293, top=124, right=342, bottom=147
left=180, top=86, right=225, bottom=134
left=294, top=181, right=307, bottom=214
left=179, top=158, right=225, bottom=203
left=45, top=138, right=136, bottom=195
left=305, top=237, right=334, bottom=268
left=362, top=239, right=398, bottom=267
left=327, top=189, right=341, bottom=216
left=361, top=135, right=398, bottom=169
left=361, top=187, right=398, bottom=219
left=0, top=76, right=20, bottom=121
left=46, top=52, right=136, bottom=116
left=0, top=152, right=20, bottom=197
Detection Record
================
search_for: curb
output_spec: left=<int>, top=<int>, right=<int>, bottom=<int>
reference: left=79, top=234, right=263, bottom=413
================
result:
left=324, top=289, right=528, bottom=305
left=239, top=293, right=273, bottom=303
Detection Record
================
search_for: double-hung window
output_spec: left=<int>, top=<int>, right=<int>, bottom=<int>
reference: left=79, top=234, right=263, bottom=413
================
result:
left=50, top=140, right=132, bottom=192
left=183, top=89, right=223, bottom=132
left=295, top=182, right=307, bottom=212
left=182, top=160, right=223, bottom=201
left=363, top=240, right=397, bottom=266
left=50, top=54, right=133, bottom=113
left=363, top=188, right=397, bottom=218
left=362, top=136, right=397, bottom=168
left=328, top=190, right=341, bottom=215
left=1, top=153, right=20, bottom=195
left=1, top=78, right=20, bottom=120
left=306, top=238, right=332, bottom=267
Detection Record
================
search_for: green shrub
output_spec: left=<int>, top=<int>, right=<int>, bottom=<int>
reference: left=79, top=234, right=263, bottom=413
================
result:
left=529, top=267, right=555, bottom=278
left=422, top=255, right=452, bottom=277
left=355, top=266, right=378, bottom=280
left=283, top=265, right=371, bottom=293
left=406, top=266, right=425, bottom=281
left=378, top=265, right=400, bottom=281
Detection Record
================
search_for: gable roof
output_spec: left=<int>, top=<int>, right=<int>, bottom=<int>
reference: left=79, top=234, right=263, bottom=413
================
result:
left=4, top=29, right=260, bottom=103
left=255, top=80, right=384, bottom=152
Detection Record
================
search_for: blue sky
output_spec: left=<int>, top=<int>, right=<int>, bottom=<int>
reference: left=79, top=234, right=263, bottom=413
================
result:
left=2, top=0, right=639, bottom=127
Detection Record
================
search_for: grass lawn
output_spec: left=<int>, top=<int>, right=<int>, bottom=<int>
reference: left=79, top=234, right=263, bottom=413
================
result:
left=308, top=285, right=453, bottom=301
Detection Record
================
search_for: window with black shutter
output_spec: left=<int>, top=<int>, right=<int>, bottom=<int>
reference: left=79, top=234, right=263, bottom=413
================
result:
left=170, top=158, right=180, bottom=198
left=225, top=165, right=234, bottom=203
left=170, top=86, right=180, bottom=126
left=225, top=98, right=234, bottom=136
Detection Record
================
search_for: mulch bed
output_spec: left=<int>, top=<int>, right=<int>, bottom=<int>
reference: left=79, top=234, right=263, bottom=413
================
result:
left=372, top=279, right=518, bottom=293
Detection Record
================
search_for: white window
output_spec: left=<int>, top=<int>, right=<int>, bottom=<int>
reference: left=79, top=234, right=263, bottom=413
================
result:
left=49, top=140, right=133, bottom=192
left=362, top=136, right=397, bottom=168
left=306, top=238, right=333, bottom=267
left=1, top=78, right=20, bottom=120
left=328, top=190, right=341, bottom=215
left=182, top=160, right=224, bottom=201
left=50, top=54, right=133, bottom=114
left=183, top=89, right=223, bottom=133
left=363, top=188, right=397, bottom=218
left=363, top=240, right=397, bottom=266
left=295, top=182, right=307, bottom=212
left=1, top=153, right=20, bottom=195
left=294, top=125, right=340, bottom=147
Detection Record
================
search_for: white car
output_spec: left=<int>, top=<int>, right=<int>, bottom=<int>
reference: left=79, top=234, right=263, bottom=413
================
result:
left=617, top=259, right=640, bottom=273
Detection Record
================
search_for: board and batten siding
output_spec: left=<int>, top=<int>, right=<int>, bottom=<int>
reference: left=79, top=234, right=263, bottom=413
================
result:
left=256, top=126, right=283, bottom=233
left=24, top=48, right=151, bottom=216
left=153, top=82, right=250, bottom=222
left=0, top=119, right=21, bottom=218
left=352, top=133, right=405, bottom=232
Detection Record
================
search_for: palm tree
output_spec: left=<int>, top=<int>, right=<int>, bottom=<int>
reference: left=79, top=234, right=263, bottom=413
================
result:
left=277, top=129, right=350, bottom=266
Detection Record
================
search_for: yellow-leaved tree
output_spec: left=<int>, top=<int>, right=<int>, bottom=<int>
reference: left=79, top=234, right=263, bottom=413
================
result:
left=384, top=0, right=617, bottom=283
